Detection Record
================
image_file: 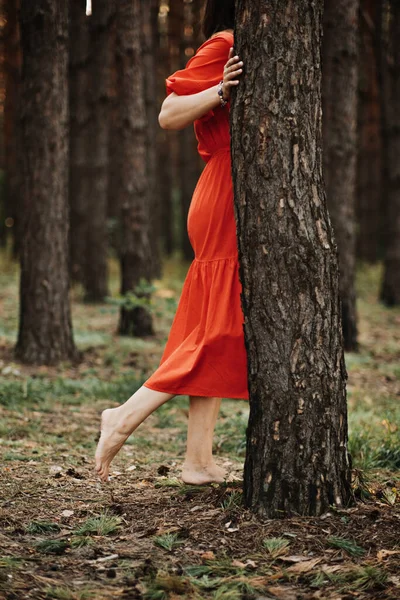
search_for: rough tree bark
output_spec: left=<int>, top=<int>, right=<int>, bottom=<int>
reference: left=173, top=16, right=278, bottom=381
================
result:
left=2, top=0, right=21, bottom=253
left=323, top=0, right=360, bottom=352
left=83, top=0, right=114, bottom=302
left=69, top=0, right=90, bottom=282
left=15, top=0, right=79, bottom=365
left=379, top=0, right=400, bottom=306
left=356, top=0, right=383, bottom=263
left=115, top=0, right=153, bottom=337
left=231, top=1, right=353, bottom=517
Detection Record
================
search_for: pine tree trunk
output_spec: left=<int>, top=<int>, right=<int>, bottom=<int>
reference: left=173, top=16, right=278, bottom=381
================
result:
left=142, top=0, right=162, bottom=279
left=179, top=0, right=202, bottom=262
left=379, top=0, right=400, bottom=306
left=231, top=0, right=353, bottom=518
left=323, top=0, right=360, bottom=352
left=157, top=1, right=174, bottom=256
left=83, top=0, right=114, bottom=302
left=168, top=0, right=199, bottom=260
left=69, top=0, right=90, bottom=283
left=15, top=0, right=79, bottom=365
left=356, top=0, right=383, bottom=263
left=3, top=0, right=21, bottom=253
left=115, top=0, right=153, bottom=337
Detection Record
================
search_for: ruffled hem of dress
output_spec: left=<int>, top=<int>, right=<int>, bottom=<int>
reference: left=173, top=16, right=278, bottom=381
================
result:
left=143, top=382, right=249, bottom=401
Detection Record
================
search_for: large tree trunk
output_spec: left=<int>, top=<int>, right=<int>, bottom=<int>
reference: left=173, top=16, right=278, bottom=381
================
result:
left=379, top=0, right=400, bottom=306
left=323, top=0, right=360, bottom=352
left=2, top=0, right=21, bottom=253
left=231, top=1, right=353, bottom=518
left=83, top=0, right=114, bottom=302
left=356, top=0, right=383, bottom=263
left=15, top=1, right=79, bottom=365
left=69, top=0, right=90, bottom=283
left=142, top=0, right=162, bottom=279
left=115, top=0, right=153, bottom=337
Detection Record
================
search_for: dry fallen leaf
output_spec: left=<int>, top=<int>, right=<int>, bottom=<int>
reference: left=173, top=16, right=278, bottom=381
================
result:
left=377, top=549, right=400, bottom=561
left=265, top=585, right=298, bottom=600
left=279, top=555, right=312, bottom=563
left=232, top=559, right=246, bottom=568
left=201, top=551, right=215, bottom=561
left=286, top=557, right=322, bottom=573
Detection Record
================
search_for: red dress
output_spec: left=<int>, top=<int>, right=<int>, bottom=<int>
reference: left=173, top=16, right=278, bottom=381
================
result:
left=143, top=31, right=249, bottom=400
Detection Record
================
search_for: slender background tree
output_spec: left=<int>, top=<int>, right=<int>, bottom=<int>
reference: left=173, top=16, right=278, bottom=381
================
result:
left=69, top=0, right=90, bottom=283
left=15, top=0, right=78, bottom=364
left=378, top=0, right=400, bottom=306
left=323, top=0, right=360, bottom=352
left=115, top=0, right=154, bottom=337
left=2, top=0, right=21, bottom=254
left=356, top=0, right=383, bottom=264
left=83, top=0, right=115, bottom=302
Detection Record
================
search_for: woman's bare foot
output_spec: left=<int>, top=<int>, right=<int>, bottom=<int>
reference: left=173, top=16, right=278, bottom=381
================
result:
left=181, top=461, right=227, bottom=485
left=95, top=408, right=132, bottom=481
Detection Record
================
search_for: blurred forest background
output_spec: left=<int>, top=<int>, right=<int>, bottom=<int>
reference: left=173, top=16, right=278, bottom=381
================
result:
left=0, top=0, right=399, bottom=360
left=0, top=1, right=399, bottom=599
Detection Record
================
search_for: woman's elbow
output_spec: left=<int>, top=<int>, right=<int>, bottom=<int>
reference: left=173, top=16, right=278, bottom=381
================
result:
left=158, top=109, right=172, bottom=130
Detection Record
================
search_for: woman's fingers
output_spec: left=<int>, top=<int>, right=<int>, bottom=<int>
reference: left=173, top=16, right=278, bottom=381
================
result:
left=221, top=51, right=243, bottom=98
left=225, top=57, right=241, bottom=70
left=225, top=64, right=243, bottom=76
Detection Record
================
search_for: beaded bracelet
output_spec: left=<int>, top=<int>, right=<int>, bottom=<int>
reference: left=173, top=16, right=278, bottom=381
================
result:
left=217, top=80, right=228, bottom=107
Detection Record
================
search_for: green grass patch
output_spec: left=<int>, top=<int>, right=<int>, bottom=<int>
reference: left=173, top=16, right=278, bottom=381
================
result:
left=327, top=536, right=366, bottom=557
left=35, top=539, right=69, bottom=555
left=44, top=586, right=96, bottom=599
left=220, top=490, right=243, bottom=510
left=153, top=532, right=185, bottom=552
left=313, top=565, right=388, bottom=593
left=262, top=537, right=291, bottom=558
left=74, top=512, right=122, bottom=537
left=26, top=521, right=61, bottom=534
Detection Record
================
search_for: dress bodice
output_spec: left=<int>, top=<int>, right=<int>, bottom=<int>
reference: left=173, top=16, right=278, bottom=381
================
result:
left=165, top=31, right=234, bottom=162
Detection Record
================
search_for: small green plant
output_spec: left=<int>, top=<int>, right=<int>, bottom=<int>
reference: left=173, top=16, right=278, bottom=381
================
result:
left=0, top=557, right=21, bottom=569
left=35, top=539, right=69, bottom=555
left=106, top=279, right=156, bottom=312
left=262, top=537, right=290, bottom=558
left=74, top=512, right=122, bottom=537
left=326, top=566, right=387, bottom=592
left=220, top=490, right=243, bottom=510
left=213, top=585, right=241, bottom=600
left=327, top=536, right=365, bottom=557
left=44, top=586, right=95, bottom=599
left=26, top=521, right=61, bottom=534
left=70, top=535, right=94, bottom=549
left=153, top=532, right=184, bottom=552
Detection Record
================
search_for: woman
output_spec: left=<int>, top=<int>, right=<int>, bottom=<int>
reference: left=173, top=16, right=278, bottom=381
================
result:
left=95, top=0, right=246, bottom=484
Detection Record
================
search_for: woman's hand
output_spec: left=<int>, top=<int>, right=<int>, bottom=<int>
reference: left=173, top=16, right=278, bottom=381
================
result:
left=221, top=48, right=243, bottom=100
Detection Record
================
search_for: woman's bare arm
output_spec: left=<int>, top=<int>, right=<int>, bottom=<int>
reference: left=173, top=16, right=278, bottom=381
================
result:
left=159, top=49, right=243, bottom=131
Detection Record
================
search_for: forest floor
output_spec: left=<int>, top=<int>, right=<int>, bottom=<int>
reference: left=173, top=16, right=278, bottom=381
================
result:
left=0, top=253, right=399, bottom=600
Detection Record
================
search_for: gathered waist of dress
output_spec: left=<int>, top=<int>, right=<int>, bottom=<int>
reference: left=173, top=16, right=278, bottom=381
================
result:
left=204, top=146, right=231, bottom=163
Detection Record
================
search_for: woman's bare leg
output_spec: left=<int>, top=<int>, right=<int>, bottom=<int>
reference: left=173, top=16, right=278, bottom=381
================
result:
left=181, top=396, right=226, bottom=484
left=95, top=385, right=174, bottom=481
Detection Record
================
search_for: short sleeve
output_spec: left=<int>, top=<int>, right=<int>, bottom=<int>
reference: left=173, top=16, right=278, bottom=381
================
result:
left=165, top=34, right=232, bottom=98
